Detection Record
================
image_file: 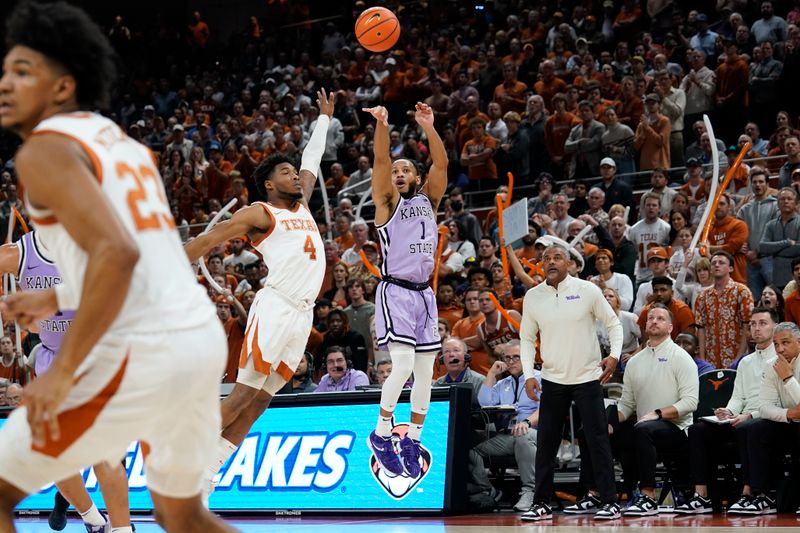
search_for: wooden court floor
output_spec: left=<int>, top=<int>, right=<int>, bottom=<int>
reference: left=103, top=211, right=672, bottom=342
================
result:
left=11, top=511, right=800, bottom=531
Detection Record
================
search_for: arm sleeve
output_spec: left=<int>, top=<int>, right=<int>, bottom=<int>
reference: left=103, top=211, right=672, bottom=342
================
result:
left=759, top=369, right=789, bottom=423
left=299, top=115, right=330, bottom=177
left=726, top=365, right=746, bottom=415
left=520, top=293, right=540, bottom=380
left=593, top=285, right=623, bottom=359
left=673, top=352, right=699, bottom=416
left=784, top=376, right=800, bottom=405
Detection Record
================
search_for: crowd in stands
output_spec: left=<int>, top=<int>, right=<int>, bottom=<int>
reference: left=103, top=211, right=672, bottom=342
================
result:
left=3, top=0, right=800, bottom=515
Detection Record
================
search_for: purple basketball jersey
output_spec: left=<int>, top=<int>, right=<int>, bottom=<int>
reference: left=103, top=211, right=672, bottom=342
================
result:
left=18, top=231, right=74, bottom=357
left=377, top=193, right=437, bottom=283
left=374, top=194, right=441, bottom=352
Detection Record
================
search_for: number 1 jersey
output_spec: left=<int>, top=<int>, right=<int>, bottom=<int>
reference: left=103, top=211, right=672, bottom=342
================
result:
left=377, top=193, right=437, bottom=283
left=250, top=201, right=325, bottom=305
left=27, top=112, right=215, bottom=337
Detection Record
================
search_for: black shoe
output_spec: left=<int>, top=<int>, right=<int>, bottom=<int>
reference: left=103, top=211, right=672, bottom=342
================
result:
left=48, top=491, right=69, bottom=531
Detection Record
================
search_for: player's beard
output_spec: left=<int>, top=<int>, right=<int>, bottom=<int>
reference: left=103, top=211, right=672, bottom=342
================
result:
left=399, top=180, right=419, bottom=200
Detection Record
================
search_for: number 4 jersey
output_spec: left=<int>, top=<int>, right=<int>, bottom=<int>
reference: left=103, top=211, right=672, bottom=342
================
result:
left=250, top=201, right=325, bottom=305
left=26, top=112, right=215, bottom=336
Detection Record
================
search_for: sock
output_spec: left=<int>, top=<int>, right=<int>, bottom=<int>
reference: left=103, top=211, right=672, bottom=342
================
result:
left=205, top=437, right=238, bottom=483
left=111, top=528, right=134, bottom=533
left=376, top=415, right=393, bottom=438
left=407, top=422, right=424, bottom=441
left=79, top=504, right=105, bottom=527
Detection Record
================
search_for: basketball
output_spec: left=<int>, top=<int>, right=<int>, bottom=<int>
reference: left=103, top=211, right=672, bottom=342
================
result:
left=355, top=7, right=400, bottom=53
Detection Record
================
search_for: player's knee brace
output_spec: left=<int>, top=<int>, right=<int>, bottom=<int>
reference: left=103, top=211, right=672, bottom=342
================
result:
left=379, top=342, right=415, bottom=412
left=410, top=352, right=436, bottom=416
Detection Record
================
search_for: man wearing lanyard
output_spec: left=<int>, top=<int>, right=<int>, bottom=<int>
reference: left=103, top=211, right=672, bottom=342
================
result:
left=520, top=239, right=623, bottom=521
left=469, top=341, right=540, bottom=512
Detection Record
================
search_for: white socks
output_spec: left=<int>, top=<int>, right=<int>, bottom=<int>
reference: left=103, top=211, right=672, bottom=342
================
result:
left=79, top=504, right=105, bottom=527
left=407, top=422, right=424, bottom=441
left=111, top=528, right=134, bottom=533
left=376, top=415, right=394, bottom=438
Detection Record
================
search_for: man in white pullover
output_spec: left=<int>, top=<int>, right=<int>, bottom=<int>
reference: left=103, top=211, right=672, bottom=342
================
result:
left=675, top=306, right=778, bottom=515
left=735, top=321, right=800, bottom=515
left=519, top=240, right=623, bottom=521
left=613, top=305, right=698, bottom=517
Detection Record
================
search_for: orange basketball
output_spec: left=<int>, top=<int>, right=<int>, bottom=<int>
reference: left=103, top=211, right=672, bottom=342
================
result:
left=355, top=7, right=400, bottom=53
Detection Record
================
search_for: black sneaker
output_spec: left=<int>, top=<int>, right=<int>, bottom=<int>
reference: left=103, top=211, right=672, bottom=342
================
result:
left=674, top=493, right=713, bottom=514
left=727, top=494, right=753, bottom=514
left=48, top=491, right=69, bottom=531
left=738, top=494, right=776, bottom=515
left=520, top=502, right=553, bottom=521
left=594, top=502, right=622, bottom=520
left=623, top=494, right=659, bottom=516
left=564, top=493, right=601, bottom=514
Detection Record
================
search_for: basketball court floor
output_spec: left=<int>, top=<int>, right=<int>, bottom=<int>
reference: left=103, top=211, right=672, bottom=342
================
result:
left=11, top=513, right=800, bottom=531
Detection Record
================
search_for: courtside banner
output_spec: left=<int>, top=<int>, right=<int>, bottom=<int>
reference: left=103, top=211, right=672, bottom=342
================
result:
left=5, top=390, right=465, bottom=512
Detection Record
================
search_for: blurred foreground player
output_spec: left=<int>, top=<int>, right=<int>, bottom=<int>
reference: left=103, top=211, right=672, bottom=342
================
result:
left=362, top=103, right=447, bottom=478
left=0, top=231, right=131, bottom=531
left=0, top=2, right=236, bottom=531
left=184, top=91, right=331, bottom=500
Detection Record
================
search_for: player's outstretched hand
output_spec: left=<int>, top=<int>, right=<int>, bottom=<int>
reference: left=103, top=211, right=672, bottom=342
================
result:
left=0, top=289, right=58, bottom=330
left=24, top=364, right=72, bottom=447
left=362, top=106, right=389, bottom=127
left=414, top=102, right=434, bottom=129
left=317, top=88, right=334, bottom=118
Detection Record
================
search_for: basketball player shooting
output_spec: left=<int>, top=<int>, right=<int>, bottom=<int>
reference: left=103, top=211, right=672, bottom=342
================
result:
left=362, top=103, right=447, bottom=478
left=0, top=2, right=236, bottom=532
left=183, top=90, right=331, bottom=500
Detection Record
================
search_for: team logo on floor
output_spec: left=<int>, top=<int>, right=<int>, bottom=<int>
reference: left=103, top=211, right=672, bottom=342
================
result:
left=368, top=423, right=432, bottom=499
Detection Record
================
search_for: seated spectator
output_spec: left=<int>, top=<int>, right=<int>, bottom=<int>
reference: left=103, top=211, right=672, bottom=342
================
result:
left=477, top=288, right=521, bottom=365
left=452, top=288, right=488, bottom=373
left=375, top=360, right=393, bottom=386
left=675, top=332, right=715, bottom=375
left=234, top=260, right=265, bottom=295
left=637, top=277, right=695, bottom=344
left=437, top=282, right=464, bottom=330
left=674, top=307, right=778, bottom=514
left=470, top=341, right=540, bottom=512
left=223, top=236, right=258, bottom=271
left=0, top=378, right=7, bottom=407
left=589, top=249, right=633, bottom=311
left=3, top=382, right=21, bottom=408
left=276, top=352, right=318, bottom=394
left=783, top=259, right=800, bottom=324
left=0, top=336, right=24, bottom=384
left=434, top=337, right=486, bottom=405
left=315, top=309, right=368, bottom=374
left=315, top=346, right=370, bottom=393
left=323, top=262, right=350, bottom=309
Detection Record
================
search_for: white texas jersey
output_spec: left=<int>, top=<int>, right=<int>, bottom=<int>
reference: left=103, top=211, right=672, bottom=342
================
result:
left=26, top=112, right=215, bottom=336
left=250, top=201, right=325, bottom=307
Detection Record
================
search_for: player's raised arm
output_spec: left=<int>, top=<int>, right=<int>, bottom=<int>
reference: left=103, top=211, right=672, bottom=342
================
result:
left=184, top=203, right=272, bottom=262
left=363, top=105, right=397, bottom=223
left=417, top=102, right=448, bottom=212
left=298, top=88, right=333, bottom=206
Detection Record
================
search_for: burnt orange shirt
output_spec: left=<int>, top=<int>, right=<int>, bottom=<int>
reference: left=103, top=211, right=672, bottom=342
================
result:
left=223, top=318, right=245, bottom=383
left=534, top=78, right=567, bottom=112
left=638, top=299, right=696, bottom=340
left=493, top=81, right=529, bottom=114
left=452, top=314, right=488, bottom=373
left=709, top=215, right=749, bottom=284
left=544, top=112, right=580, bottom=158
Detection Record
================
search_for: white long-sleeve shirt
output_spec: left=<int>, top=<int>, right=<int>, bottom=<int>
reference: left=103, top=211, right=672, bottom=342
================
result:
left=727, top=345, right=775, bottom=418
left=521, top=275, right=622, bottom=385
left=618, top=338, right=699, bottom=431
left=759, top=354, right=800, bottom=423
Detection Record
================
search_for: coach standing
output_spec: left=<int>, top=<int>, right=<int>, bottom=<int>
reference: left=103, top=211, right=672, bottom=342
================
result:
left=520, top=239, right=623, bottom=521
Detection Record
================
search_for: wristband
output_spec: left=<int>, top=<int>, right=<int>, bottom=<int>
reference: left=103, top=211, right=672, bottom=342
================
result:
left=524, top=419, right=532, bottom=428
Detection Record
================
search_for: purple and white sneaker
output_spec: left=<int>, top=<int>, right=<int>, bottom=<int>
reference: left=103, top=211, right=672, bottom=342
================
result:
left=399, top=436, right=422, bottom=478
left=368, top=430, right=404, bottom=476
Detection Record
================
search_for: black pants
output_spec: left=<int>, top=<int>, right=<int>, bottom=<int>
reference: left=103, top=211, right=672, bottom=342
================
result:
left=580, top=419, right=690, bottom=495
left=535, top=379, right=616, bottom=504
left=747, top=419, right=800, bottom=494
left=688, top=418, right=755, bottom=487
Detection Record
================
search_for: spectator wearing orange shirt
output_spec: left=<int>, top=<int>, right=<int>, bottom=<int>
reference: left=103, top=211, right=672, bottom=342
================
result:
left=618, top=76, right=644, bottom=130
left=455, top=95, right=490, bottom=152
left=703, top=193, right=749, bottom=285
left=715, top=39, right=750, bottom=144
left=534, top=60, right=567, bottom=113
left=437, top=283, right=464, bottom=332
left=188, top=11, right=210, bottom=48
left=325, top=162, right=348, bottom=195
left=452, top=288, right=489, bottom=374
left=450, top=45, right=481, bottom=82
left=634, top=93, right=671, bottom=170
left=215, top=293, right=247, bottom=384
left=493, top=62, right=528, bottom=114
left=544, top=93, right=580, bottom=179
left=333, top=214, right=354, bottom=252
left=461, top=117, right=498, bottom=189
left=598, top=64, right=622, bottom=101
left=784, top=260, right=800, bottom=324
